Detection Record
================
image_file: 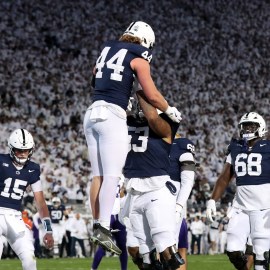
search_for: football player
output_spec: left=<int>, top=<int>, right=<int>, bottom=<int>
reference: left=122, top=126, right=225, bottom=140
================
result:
left=206, top=112, right=270, bottom=270
left=168, top=135, right=196, bottom=270
left=83, top=21, right=182, bottom=255
left=0, top=129, right=53, bottom=270
left=48, top=196, right=67, bottom=257
left=123, top=90, right=183, bottom=270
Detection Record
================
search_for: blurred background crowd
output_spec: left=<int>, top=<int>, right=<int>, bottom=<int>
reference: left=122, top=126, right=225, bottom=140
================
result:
left=0, top=0, right=269, bottom=258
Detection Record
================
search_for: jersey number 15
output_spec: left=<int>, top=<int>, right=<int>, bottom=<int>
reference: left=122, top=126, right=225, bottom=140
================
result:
left=1, top=178, right=27, bottom=200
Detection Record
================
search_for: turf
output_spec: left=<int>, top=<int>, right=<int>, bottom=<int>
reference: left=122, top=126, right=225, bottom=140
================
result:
left=0, top=255, right=234, bottom=270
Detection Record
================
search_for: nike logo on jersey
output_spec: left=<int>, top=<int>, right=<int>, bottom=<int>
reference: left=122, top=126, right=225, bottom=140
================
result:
left=28, top=170, right=35, bottom=172
left=151, top=199, right=158, bottom=202
left=2, top=163, right=9, bottom=167
left=260, top=144, right=266, bottom=147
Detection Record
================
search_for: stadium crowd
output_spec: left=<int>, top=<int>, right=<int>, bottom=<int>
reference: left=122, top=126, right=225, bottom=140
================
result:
left=0, top=0, right=270, bottom=259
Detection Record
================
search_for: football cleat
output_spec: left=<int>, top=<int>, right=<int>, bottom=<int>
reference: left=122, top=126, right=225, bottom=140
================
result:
left=91, top=223, right=122, bottom=255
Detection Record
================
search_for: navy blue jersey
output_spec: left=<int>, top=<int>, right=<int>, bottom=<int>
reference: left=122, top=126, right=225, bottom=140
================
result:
left=123, top=113, right=179, bottom=178
left=228, top=139, right=270, bottom=186
left=48, top=204, right=66, bottom=224
left=168, top=138, right=195, bottom=182
left=0, top=154, right=40, bottom=210
left=92, top=40, right=152, bottom=110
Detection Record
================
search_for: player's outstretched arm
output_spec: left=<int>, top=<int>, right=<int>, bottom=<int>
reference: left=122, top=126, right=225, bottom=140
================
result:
left=34, top=191, right=54, bottom=249
left=132, top=58, right=181, bottom=123
left=206, top=163, right=233, bottom=223
left=136, top=90, right=173, bottom=143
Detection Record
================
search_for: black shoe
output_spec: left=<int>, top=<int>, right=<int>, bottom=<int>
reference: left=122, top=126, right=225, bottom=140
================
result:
left=91, top=223, right=122, bottom=255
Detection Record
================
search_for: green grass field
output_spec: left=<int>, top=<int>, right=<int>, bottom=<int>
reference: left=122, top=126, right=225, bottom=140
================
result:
left=0, top=255, right=235, bottom=270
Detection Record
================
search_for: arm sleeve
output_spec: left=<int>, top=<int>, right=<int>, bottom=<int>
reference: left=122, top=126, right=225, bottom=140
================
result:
left=176, top=152, right=195, bottom=206
left=176, top=171, right=195, bottom=206
left=32, top=212, right=41, bottom=229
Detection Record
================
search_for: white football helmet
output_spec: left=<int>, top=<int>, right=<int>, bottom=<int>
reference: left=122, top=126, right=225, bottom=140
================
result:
left=8, top=129, right=35, bottom=165
left=123, top=21, right=155, bottom=49
left=52, top=197, right=61, bottom=208
left=238, top=112, right=267, bottom=140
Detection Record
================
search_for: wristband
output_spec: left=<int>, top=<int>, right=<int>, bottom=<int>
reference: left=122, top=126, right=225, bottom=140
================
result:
left=42, top=218, right=53, bottom=233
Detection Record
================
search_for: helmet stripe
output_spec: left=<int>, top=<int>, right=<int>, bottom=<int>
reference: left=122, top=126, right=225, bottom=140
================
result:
left=127, top=22, right=136, bottom=31
left=21, top=129, right=26, bottom=146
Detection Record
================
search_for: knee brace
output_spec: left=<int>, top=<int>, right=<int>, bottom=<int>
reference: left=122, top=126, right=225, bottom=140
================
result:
left=227, top=251, right=247, bottom=270
left=254, top=251, right=269, bottom=270
left=161, top=246, right=185, bottom=270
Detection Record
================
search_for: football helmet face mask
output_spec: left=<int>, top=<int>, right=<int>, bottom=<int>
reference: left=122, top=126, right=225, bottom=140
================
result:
left=8, top=129, right=35, bottom=165
left=238, top=112, right=267, bottom=141
left=52, top=197, right=61, bottom=208
left=123, top=21, right=155, bottom=49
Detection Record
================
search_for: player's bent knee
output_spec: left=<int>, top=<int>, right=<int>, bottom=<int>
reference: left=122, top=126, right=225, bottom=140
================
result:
left=227, top=251, right=247, bottom=270
left=18, top=251, right=37, bottom=270
left=128, top=246, right=139, bottom=257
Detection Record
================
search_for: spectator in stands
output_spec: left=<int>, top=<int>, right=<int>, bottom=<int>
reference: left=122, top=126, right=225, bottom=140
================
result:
left=70, top=212, right=88, bottom=258
left=190, top=215, right=204, bottom=255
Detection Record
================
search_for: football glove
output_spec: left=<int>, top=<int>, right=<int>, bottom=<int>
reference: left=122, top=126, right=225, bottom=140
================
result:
left=165, top=106, right=182, bottom=123
left=206, top=199, right=216, bottom=223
